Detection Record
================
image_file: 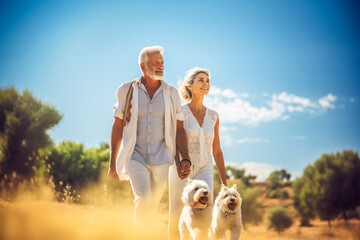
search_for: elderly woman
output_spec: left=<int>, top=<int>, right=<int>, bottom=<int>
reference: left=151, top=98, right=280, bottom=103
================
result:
left=168, top=67, right=227, bottom=239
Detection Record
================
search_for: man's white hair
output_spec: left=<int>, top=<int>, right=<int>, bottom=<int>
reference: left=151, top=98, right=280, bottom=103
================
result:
left=138, top=46, right=164, bottom=68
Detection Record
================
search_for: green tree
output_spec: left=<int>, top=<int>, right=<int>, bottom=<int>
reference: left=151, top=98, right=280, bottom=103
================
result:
left=278, top=169, right=291, bottom=181
left=267, top=171, right=281, bottom=190
left=333, top=151, right=360, bottom=222
left=292, top=150, right=360, bottom=226
left=225, top=165, right=257, bottom=186
left=266, top=169, right=292, bottom=198
left=268, top=207, right=293, bottom=234
left=312, top=153, right=340, bottom=225
left=292, top=165, right=316, bottom=226
left=44, top=141, right=109, bottom=193
left=0, top=87, right=62, bottom=180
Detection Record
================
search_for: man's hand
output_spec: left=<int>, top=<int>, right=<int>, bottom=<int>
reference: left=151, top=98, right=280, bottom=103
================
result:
left=108, top=166, right=120, bottom=181
left=176, top=159, right=191, bottom=180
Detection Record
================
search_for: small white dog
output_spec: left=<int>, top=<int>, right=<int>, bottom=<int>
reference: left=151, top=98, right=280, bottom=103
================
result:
left=210, top=184, right=242, bottom=240
left=179, top=179, right=213, bottom=240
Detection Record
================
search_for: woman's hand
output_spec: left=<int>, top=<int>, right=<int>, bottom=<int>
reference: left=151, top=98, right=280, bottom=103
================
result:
left=176, top=159, right=191, bottom=179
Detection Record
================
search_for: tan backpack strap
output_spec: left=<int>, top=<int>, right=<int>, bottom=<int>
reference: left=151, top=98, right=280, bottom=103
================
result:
left=123, top=80, right=136, bottom=125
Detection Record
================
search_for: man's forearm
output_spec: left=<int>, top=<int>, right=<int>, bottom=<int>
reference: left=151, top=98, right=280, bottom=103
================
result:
left=109, top=121, right=124, bottom=168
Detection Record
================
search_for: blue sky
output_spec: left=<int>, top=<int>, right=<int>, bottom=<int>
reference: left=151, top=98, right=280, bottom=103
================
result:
left=1, top=0, right=359, bottom=180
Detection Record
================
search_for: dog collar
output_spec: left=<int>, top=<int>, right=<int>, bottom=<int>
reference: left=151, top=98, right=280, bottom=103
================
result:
left=223, top=210, right=236, bottom=217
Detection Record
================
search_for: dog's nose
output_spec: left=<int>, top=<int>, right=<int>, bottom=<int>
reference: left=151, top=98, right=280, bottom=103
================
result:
left=231, top=198, right=235, bottom=202
left=203, top=191, right=208, bottom=196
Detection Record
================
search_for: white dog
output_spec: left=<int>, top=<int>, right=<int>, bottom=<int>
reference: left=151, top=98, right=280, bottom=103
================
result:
left=210, top=184, right=242, bottom=240
left=179, top=179, right=213, bottom=240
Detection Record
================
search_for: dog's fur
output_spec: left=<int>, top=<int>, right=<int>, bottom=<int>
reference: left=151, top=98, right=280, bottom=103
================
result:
left=179, top=179, right=212, bottom=240
left=210, top=184, right=242, bottom=240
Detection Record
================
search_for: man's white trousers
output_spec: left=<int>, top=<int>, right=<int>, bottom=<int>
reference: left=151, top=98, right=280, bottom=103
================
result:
left=128, top=160, right=169, bottom=222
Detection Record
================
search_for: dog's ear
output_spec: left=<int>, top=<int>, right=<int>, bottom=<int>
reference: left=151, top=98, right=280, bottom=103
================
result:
left=232, top=184, right=237, bottom=191
left=221, top=184, right=227, bottom=190
left=181, top=188, right=190, bottom=206
left=214, top=194, right=221, bottom=206
left=181, top=183, right=193, bottom=206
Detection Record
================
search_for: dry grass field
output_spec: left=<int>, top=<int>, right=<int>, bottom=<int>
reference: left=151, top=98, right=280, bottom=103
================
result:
left=0, top=180, right=359, bottom=240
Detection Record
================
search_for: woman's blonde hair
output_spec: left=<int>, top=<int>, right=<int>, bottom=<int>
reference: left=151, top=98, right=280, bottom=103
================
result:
left=179, top=67, right=211, bottom=101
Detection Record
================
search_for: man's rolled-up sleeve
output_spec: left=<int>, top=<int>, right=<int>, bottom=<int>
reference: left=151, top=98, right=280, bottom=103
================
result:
left=113, top=84, right=127, bottom=119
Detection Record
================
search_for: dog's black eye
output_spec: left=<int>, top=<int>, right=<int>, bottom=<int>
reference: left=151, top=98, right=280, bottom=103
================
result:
left=224, top=195, right=228, bottom=198
left=194, top=187, right=199, bottom=191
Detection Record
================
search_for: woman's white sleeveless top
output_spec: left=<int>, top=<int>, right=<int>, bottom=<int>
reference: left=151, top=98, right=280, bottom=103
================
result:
left=182, top=104, right=219, bottom=167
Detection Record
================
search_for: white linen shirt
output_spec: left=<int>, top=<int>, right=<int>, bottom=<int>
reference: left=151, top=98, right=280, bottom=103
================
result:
left=131, top=81, right=170, bottom=166
left=113, top=78, right=183, bottom=180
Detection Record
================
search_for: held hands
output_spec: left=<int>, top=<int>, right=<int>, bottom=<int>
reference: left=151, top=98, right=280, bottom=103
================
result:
left=176, top=159, right=191, bottom=180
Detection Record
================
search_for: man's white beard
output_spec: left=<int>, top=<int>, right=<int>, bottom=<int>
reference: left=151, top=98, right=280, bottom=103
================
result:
left=145, top=65, right=163, bottom=80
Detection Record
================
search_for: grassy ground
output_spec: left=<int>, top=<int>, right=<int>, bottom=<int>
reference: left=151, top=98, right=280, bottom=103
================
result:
left=0, top=178, right=359, bottom=240
left=0, top=199, right=359, bottom=240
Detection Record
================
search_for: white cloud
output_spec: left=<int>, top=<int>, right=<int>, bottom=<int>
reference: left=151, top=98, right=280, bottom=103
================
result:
left=205, top=96, right=289, bottom=126
left=287, top=105, right=304, bottom=112
left=238, top=162, right=281, bottom=181
left=240, top=93, right=250, bottom=98
left=209, top=86, right=237, bottom=98
left=275, top=92, right=316, bottom=108
left=220, top=135, right=269, bottom=146
left=220, top=134, right=233, bottom=147
left=318, top=93, right=337, bottom=109
left=219, top=125, right=237, bottom=133
left=204, top=87, right=338, bottom=127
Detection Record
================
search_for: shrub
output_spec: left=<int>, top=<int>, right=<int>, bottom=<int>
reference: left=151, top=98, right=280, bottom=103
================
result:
left=281, top=190, right=290, bottom=199
left=267, top=189, right=278, bottom=198
left=268, top=207, right=293, bottom=234
left=241, top=187, right=263, bottom=226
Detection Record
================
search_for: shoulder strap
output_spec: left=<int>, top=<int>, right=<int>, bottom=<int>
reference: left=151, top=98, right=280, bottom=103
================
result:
left=123, top=80, right=136, bottom=125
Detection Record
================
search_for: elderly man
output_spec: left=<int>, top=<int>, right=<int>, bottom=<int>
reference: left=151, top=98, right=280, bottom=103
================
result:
left=108, top=46, right=191, bottom=223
